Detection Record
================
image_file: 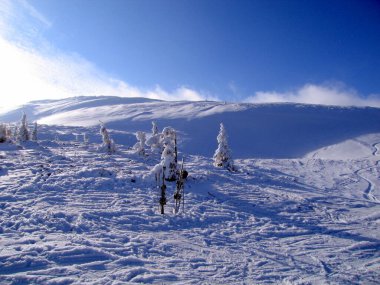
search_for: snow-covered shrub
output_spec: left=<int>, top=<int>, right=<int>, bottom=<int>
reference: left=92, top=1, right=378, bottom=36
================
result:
left=100, top=123, right=116, bottom=154
left=133, top=131, right=146, bottom=155
left=31, top=122, right=38, bottom=141
left=17, top=112, right=30, bottom=142
left=0, top=123, right=8, bottom=143
left=213, top=123, right=234, bottom=170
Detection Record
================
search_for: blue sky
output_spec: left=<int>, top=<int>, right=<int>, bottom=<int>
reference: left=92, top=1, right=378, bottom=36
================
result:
left=0, top=0, right=380, bottom=108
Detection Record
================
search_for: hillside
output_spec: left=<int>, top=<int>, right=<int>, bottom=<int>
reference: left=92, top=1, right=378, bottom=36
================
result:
left=1, top=96, right=380, bottom=158
left=0, top=96, right=379, bottom=284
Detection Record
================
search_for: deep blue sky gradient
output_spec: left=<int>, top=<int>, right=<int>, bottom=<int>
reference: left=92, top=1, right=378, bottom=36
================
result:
left=30, top=0, right=380, bottom=100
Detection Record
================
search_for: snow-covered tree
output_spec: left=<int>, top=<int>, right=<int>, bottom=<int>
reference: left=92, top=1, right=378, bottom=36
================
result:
left=213, top=123, right=234, bottom=170
left=150, top=126, right=178, bottom=181
left=161, top=127, right=176, bottom=147
left=5, top=125, right=12, bottom=140
left=31, top=122, right=38, bottom=141
left=161, top=127, right=178, bottom=177
left=146, top=124, right=176, bottom=154
left=13, top=125, right=18, bottom=141
left=0, top=123, right=8, bottom=143
left=146, top=121, right=160, bottom=152
left=17, top=112, right=30, bottom=142
left=161, top=143, right=177, bottom=181
left=133, top=131, right=146, bottom=155
left=83, top=133, right=89, bottom=144
left=100, top=123, right=116, bottom=154
left=146, top=133, right=162, bottom=152
left=152, top=121, right=158, bottom=135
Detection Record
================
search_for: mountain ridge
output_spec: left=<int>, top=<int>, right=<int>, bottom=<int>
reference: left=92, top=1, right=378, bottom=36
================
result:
left=1, top=96, right=380, bottom=158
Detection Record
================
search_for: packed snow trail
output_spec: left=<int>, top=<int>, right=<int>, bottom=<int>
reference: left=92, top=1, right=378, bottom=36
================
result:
left=0, top=132, right=380, bottom=284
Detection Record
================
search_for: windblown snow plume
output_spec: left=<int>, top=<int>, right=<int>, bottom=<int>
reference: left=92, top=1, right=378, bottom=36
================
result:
left=246, top=84, right=380, bottom=107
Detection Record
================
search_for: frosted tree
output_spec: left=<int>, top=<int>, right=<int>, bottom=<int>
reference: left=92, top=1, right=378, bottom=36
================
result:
left=133, top=131, right=146, bottom=155
left=152, top=121, right=158, bottom=135
left=161, top=127, right=176, bottom=147
left=5, top=125, right=12, bottom=141
left=100, top=123, right=116, bottom=154
left=83, top=132, right=89, bottom=144
left=17, top=112, right=30, bottom=142
left=31, top=122, right=38, bottom=141
left=13, top=125, right=18, bottom=141
left=213, top=123, right=234, bottom=170
left=146, top=133, right=162, bottom=152
left=146, top=122, right=165, bottom=153
left=0, top=123, right=8, bottom=143
left=161, top=143, right=177, bottom=181
left=150, top=126, right=178, bottom=181
left=161, top=127, right=178, bottom=174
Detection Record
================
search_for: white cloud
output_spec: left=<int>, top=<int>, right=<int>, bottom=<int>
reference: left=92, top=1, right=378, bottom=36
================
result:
left=0, top=0, right=211, bottom=111
left=245, top=84, right=380, bottom=108
left=2, top=1, right=377, bottom=112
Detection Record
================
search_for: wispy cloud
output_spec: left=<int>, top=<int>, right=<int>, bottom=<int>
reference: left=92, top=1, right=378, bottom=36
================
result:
left=0, top=0, right=212, bottom=111
left=245, top=84, right=380, bottom=108
left=18, top=0, right=52, bottom=28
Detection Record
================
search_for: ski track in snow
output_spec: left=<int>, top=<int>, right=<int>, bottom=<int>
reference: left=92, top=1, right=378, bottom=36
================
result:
left=354, top=142, right=380, bottom=203
left=0, top=134, right=380, bottom=284
left=372, top=142, right=380, bottom=156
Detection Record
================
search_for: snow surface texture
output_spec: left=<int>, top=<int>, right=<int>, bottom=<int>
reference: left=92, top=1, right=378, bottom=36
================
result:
left=0, top=97, right=379, bottom=284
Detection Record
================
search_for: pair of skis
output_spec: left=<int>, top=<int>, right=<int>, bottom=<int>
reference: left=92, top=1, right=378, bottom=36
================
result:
left=159, top=167, right=167, bottom=214
left=173, top=158, right=185, bottom=214
left=158, top=159, right=186, bottom=215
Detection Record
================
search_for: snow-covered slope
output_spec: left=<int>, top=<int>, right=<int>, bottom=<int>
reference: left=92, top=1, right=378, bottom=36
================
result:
left=0, top=131, right=379, bottom=284
left=1, top=96, right=380, bottom=158
left=0, top=96, right=380, bottom=284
